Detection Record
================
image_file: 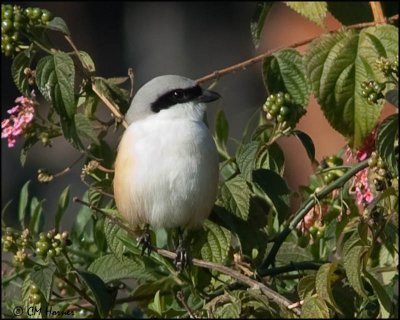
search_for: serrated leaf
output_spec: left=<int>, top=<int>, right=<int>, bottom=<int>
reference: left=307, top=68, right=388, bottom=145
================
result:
left=18, top=180, right=30, bottom=229
left=255, top=142, right=285, bottom=175
left=88, top=254, right=158, bottom=282
left=103, top=219, right=126, bottom=257
left=385, top=89, right=398, bottom=108
left=377, top=114, right=398, bottom=176
left=263, top=49, right=309, bottom=106
left=45, top=17, right=70, bottom=35
left=214, top=109, right=230, bottom=155
left=71, top=192, right=93, bottom=242
left=61, top=117, right=85, bottom=150
left=327, top=2, right=372, bottom=26
left=75, top=113, right=101, bottom=146
left=250, top=2, right=274, bottom=48
left=275, top=242, right=313, bottom=265
left=75, top=270, right=113, bottom=318
left=29, top=197, right=44, bottom=234
left=11, top=50, right=34, bottom=96
left=343, top=245, right=369, bottom=298
left=286, top=2, right=327, bottom=27
left=218, top=175, right=251, bottom=220
left=293, top=130, right=316, bottom=163
left=304, top=25, right=398, bottom=147
left=30, top=266, right=56, bottom=302
left=316, top=262, right=342, bottom=313
left=236, top=141, right=260, bottom=181
left=301, top=295, right=330, bottom=318
left=194, top=220, right=231, bottom=264
left=364, top=270, right=393, bottom=316
left=298, top=275, right=316, bottom=300
left=36, top=52, right=76, bottom=119
left=55, top=186, right=70, bottom=231
left=253, top=169, right=290, bottom=222
left=79, top=51, right=95, bottom=73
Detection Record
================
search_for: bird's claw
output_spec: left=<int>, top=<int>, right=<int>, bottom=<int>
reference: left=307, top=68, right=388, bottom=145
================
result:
left=174, top=245, right=190, bottom=272
left=137, top=231, right=152, bottom=256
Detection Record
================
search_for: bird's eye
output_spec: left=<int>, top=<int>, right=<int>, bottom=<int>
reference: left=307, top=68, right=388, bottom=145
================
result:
left=172, top=89, right=185, bottom=101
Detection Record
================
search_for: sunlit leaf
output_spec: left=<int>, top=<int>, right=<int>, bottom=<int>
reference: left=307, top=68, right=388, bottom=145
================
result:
left=376, top=114, right=398, bottom=176
left=286, top=2, right=327, bottom=27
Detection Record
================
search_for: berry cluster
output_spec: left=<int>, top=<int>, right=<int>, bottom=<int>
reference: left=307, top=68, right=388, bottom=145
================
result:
left=2, top=228, right=30, bottom=264
left=368, top=152, right=394, bottom=192
left=375, top=56, right=399, bottom=77
left=37, top=168, right=54, bottom=183
left=1, top=4, right=53, bottom=56
left=262, top=92, right=306, bottom=131
left=29, top=284, right=42, bottom=304
left=35, top=230, right=69, bottom=259
left=360, top=80, right=385, bottom=105
left=320, top=155, right=344, bottom=184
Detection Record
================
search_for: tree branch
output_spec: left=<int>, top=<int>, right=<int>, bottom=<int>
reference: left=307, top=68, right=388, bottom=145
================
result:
left=369, top=2, right=386, bottom=24
left=196, top=14, right=399, bottom=84
left=257, top=159, right=369, bottom=275
left=72, top=197, right=301, bottom=316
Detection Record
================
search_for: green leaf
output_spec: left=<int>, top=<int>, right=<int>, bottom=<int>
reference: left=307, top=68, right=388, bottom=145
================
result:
left=148, top=290, right=163, bottom=316
left=255, top=142, right=285, bottom=175
left=75, top=113, right=101, bottom=146
left=275, top=242, right=313, bottom=265
left=103, top=219, right=126, bottom=258
left=18, top=180, right=30, bottom=229
left=263, top=49, right=309, bottom=106
left=236, top=141, right=260, bottom=181
left=364, top=270, right=393, bottom=316
left=29, top=197, right=44, bottom=234
left=385, top=89, right=398, bottom=108
left=298, top=275, right=316, bottom=300
left=343, top=245, right=369, bottom=298
left=292, top=130, right=316, bottom=163
left=79, top=51, right=96, bottom=73
left=71, top=192, right=93, bottom=242
left=45, top=17, right=70, bottom=35
left=61, top=117, right=85, bottom=150
left=218, top=175, right=251, bottom=220
left=36, top=52, right=76, bottom=119
left=250, top=2, right=274, bottom=48
left=214, top=109, right=230, bottom=157
left=55, top=186, right=70, bottom=231
left=376, top=114, right=398, bottom=176
left=252, top=169, right=290, bottom=222
left=327, top=2, right=372, bottom=26
left=88, top=254, right=158, bottom=283
left=301, top=295, right=330, bottom=318
left=286, top=2, right=327, bottom=27
left=30, top=266, right=56, bottom=302
left=192, top=220, right=231, bottom=264
left=94, top=77, right=129, bottom=114
left=315, top=262, right=342, bottom=313
left=11, top=49, right=35, bottom=96
left=75, top=270, right=113, bottom=318
left=304, top=25, right=398, bottom=147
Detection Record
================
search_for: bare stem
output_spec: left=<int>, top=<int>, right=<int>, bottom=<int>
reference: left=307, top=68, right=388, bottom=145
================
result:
left=369, top=2, right=386, bottom=24
left=196, top=14, right=399, bottom=84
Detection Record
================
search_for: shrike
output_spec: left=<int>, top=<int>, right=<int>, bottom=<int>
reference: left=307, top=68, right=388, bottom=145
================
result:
left=113, top=75, right=220, bottom=269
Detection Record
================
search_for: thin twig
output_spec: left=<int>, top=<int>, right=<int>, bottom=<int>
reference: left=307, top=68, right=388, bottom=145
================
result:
left=128, top=68, right=135, bottom=103
left=196, top=14, right=399, bottom=84
left=177, top=291, right=197, bottom=318
left=72, top=197, right=301, bottom=316
left=53, top=154, right=85, bottom=178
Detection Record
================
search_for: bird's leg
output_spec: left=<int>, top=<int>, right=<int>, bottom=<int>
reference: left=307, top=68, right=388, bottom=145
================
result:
left=137, top=224, right=152, bottom=256
left=174, top=228, right=190, bottom=272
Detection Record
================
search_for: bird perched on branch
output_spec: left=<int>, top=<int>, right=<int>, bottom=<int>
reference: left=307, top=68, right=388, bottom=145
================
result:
left=113, top=75, right=220, bottom=270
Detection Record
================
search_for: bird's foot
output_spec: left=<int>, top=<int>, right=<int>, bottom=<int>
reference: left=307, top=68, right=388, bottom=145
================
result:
left=137, top=231, right=152, bottom=256
left=174, top=245, right=190, bottom=272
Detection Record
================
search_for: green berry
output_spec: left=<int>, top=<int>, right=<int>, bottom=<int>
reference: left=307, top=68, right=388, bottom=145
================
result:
left=276, top=96, right=284, bottom=107
left=270, top=103, right=280, bottom=115
left=361, top=90, right=369, bottom=98
left=3, top=9, right=13, bottom=20
left=37, top=241, right=49, bottom=252
left=284, top=93, right=291, bottom=102
left=41, top=10, right=53, bottom=23
left=47, top=249, right=55, bottom=257
left=30, top=284, right=39, bottom=294
left=279, top=106, right=290, bottom=117
left=24, top=7, right=33, bottom=17
left=39, top=232, right=46, bottom=241
left=277, top=114, right=284, bottom=123
left=268, top=94, right=276, bottom=102
left=2, top=19, right=13, bottom=33
left=309, top=226, right=318, bottom=237
left=31, top=293, right=41, bottom=304
left=31, top=8, right=42, bottom=20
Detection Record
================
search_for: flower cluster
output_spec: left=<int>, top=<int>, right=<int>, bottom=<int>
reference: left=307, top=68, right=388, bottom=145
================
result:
left=350, top=168, right=374, bottom=206
left=1, top=92, right=35, bottom=147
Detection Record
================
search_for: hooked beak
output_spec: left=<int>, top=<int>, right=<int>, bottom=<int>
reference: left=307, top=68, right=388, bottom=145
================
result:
left=197, top=89, right=221, bottom=103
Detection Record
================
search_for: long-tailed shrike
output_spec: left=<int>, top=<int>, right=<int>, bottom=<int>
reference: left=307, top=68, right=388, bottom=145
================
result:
left=113, top=75, right=220, bottom=269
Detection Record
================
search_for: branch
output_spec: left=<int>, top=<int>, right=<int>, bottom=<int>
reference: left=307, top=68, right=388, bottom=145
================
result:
left=196, top=14, right=399, bottom=84
left=72, top=197, right=301, bottom=316
left=369, top=2, right=386, bottom=24
left=257, top=159, right=369, bottom=275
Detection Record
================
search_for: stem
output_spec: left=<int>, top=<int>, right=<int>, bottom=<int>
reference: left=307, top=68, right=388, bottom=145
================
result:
left=73, top=197, right=301, bottom=316
left=196, top=14, right=399, bottom=84
left=369, top=2, right=386, bottom=24
left=257, top=159, right=369, bottom=275
left=261, top=261, right=324, bottom=276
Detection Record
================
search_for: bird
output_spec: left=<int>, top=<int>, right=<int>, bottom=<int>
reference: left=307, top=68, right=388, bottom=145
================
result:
left=113, top=75, right=220, bottom=270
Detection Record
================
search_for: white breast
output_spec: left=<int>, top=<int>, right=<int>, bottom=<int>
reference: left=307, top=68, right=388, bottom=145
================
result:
left=114, top=105, right=219, bottom=230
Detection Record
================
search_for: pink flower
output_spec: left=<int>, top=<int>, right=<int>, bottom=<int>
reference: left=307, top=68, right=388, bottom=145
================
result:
left=1, top=93, right=36, bottom=148
left=350, top=168, right=374, bottom=206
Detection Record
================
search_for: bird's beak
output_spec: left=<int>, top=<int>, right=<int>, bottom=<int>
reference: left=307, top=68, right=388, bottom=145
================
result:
left=197, top=89, right=221, bottom=103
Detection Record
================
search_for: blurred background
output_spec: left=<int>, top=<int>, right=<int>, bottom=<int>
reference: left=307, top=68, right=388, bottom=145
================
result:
left=1, top=2, right=396, bottom=229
